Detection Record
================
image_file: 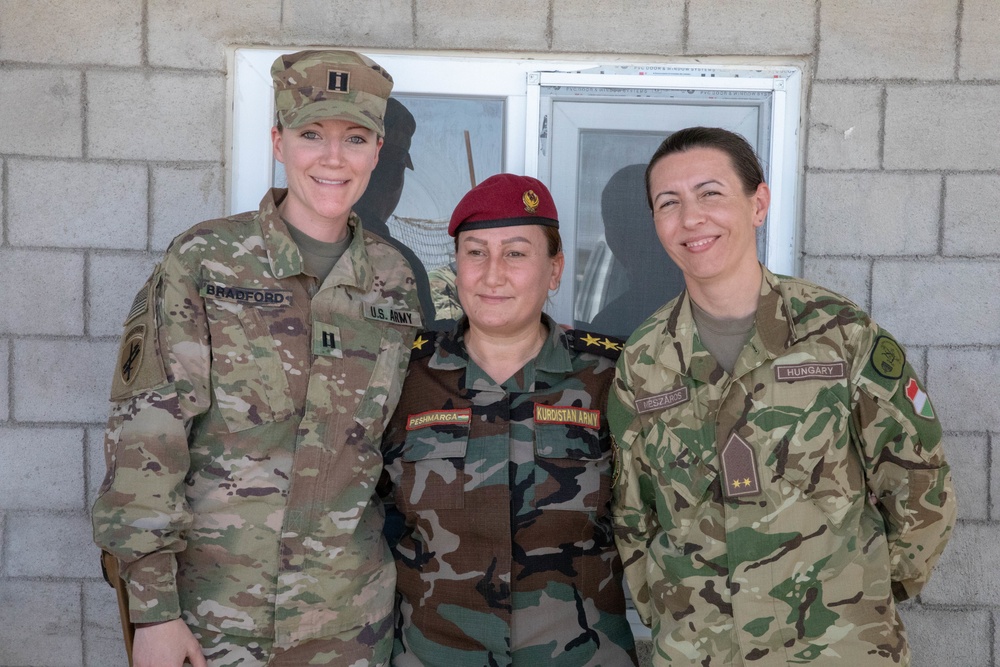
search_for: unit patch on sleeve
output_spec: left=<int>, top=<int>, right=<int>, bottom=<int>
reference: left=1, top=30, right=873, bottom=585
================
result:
left=533, top=404, right=600, bottom=430
left=406, top=408, right=472, bottom=430
left=870, top=335, right=905, bottom=379
left=905, top=378, right=935, bottom=419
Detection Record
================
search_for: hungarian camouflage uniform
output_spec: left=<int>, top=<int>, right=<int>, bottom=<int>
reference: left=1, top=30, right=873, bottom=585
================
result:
left=92, top=189, right=421, bottom=651
left=609, top=266, right=956, bottom=666
left=380, top=315, right=637, bottom=666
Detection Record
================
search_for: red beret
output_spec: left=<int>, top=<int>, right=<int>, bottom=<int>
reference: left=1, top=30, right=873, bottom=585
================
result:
left=448, top=173, right=559, bottom=237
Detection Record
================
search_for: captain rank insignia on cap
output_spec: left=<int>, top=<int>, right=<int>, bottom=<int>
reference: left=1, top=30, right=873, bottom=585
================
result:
left=720, top=431, right=761, bottom=498
left=328, top=69, right=350, bottom=93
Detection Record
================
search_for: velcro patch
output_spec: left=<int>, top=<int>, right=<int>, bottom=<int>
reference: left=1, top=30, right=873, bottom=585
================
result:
left=635, top=386, right=690, bottom=414
left=364, top=304, right=422, bottom=327
left=774, top=361, right=847, bottom=382
left=406, top=408, right=472, bottom=430
left=720, top=431, right=761, bottom=499
left=124, top=287, right=148, bottom=324
left=118, top=324, right=146, bottom=387
left=201, top=283, right=292, bottom=307
left=327, top=69, right=350, bottom=93
left=313, top=322, right=342, bottom=358
left=533, top=404, right=600, bottom=430
left=870, top=335, right=905, bottom=379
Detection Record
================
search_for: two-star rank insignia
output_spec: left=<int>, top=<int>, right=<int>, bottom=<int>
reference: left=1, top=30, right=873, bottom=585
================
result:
left=570, top=330, right=623, bottom=359
left=720, top=431, right=761, bottom=499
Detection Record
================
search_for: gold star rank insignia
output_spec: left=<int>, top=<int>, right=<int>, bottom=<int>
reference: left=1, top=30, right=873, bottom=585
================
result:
left=412, top=335, right=428, bottom=351
left=580, top=333, right=602, bottom=348
left=601, top=337, right=621, bottom=351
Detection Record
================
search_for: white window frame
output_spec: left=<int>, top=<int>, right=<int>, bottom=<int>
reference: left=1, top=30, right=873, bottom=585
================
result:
left=230, top=49, right=802, bottom=276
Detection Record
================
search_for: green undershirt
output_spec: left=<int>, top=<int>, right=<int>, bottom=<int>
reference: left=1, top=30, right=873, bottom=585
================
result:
left=285, top=221, right=352, bottom=282
left=691, top=300, right=756, bottom=376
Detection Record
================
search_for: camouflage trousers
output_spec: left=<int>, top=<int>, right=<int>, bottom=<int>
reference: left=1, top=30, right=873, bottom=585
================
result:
left=188, top=616, right=392, bottom=667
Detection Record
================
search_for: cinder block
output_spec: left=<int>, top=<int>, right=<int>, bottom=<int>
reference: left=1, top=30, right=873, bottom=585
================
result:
left=803, top=173, right=939, bottom=256
left=943, top=174, right=1000, bottom=256
left=0, top=249, right=85, bottom=334
left=899, top=605, right=991, bottom=667
left=282, top=0, right=413, bottom=46
left=552, top=0, right=684, bottom=53
left=872, top=260, right=1000, bottom=346
left=0, top=342, right=8, bottom=421
left=0, top=0, right=141, bottom=66
left=927, top=348, right=1000, bottom=433
left=0, top=580, right=82, bottom=666
left=87, top=70, right=224, bottom=161
left=818, top=0, right=957, bottom=79
left=800, top=257, right=870, bottom=311
left=959, top=0, right=1000, bottom=80
left=88, top=254, right=160, bottom=338
left=885, top=85, right=1000, bottom=171
left=6, top=512, right=99, bottom=578
left=941, top=435, right=987, bottom=521
left=152, top=164, right=225, bottom=252
left=84, top=580, right=131, bottom=667
left=416, top=0, right=549, bottom=50
left=993, top=433, right=1000, bottom=522
left=920, top=522, right=999, bottom=604
left=8, top=159, right=147, bottom=250
left=806, top=84, right=881, bottom=170
left=13, top=340, right=117, bottom=423
left=0, top=427, right=84, bottom=511
left=688, top=0, right=814, bottom=55
left=0, top=68, right=82, bottom=158
left=148, top=0, right=281, bottom=70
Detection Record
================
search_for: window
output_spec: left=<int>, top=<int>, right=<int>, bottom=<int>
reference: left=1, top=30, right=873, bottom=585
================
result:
left=231, top=49, right=801, bottom=638
left=232, top=49, right=801, bottom=337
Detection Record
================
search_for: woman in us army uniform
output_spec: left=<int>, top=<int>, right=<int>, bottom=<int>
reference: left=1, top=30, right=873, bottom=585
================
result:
left=92, top=50, right=422, bottom=667
left=379, top=174, right=637, bottom=666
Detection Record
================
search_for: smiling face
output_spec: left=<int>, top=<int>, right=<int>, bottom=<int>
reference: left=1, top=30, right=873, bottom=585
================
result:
left=271, top=118, right=382, bottom=240
left=455, top=225, right=564, bottom=338
left=648, top=146, right=770, bottom=294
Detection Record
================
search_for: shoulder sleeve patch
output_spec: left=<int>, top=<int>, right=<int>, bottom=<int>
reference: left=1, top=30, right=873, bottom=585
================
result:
left=110, top=269, right=169, bottom=402
left=869, top=333, right=906, bottom=380
left=568, top=329, right=625, bottom=360
left=408, top=330, right=438, bottom=362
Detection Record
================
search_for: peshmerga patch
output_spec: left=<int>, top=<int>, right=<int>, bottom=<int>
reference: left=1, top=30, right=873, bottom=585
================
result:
left=720, top=432, right=761, bottom=499
left=406, top=408, right=472, bottom=430
left=774, top=361, right=847, bottom=382
left=905, top=378, right=935, bottom=419
left=635, top=386, right=690, bottom=414
left=364, top=303, right=422, bottom=327
left=533, top=404, right=600, bottom=430
left=313, top=321, right=342, bottom=358
left=201, top=283, right=292, bottom=307
left=870, top=335, right=905, bottom=379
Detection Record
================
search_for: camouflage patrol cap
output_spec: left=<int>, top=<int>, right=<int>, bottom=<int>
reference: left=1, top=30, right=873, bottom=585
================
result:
left=448, top=173, right=559, bottom=236
left=271, top=50, right=393, bottom=135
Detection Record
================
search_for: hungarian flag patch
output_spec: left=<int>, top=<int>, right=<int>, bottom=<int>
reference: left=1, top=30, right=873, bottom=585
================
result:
left=905, top=378, right=935, bottom=420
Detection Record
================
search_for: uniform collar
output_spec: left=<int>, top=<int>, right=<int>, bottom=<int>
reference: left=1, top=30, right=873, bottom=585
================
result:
left=257, top=188, right=373, bottom=291
left=660, top=264, right=793, bottom=381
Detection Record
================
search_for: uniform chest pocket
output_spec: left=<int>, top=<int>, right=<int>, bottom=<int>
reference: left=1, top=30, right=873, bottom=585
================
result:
left=758, top=378, right=863, bottom=526
left=534, top=422, right=609, bottom=513
left=398, top=424, right=468, bottom=511
left=205, top=299, right=294, bottom=434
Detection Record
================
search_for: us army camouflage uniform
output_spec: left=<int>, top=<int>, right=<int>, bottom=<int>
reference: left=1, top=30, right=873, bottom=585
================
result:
left=380, top=315, right=637, bottom=666
left=609, top=266, right=956, bottom=666
left=92, top=189, right=421, bottom=655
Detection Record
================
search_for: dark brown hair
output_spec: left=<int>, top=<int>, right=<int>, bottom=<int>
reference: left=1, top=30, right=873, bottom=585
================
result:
left=645, top=127, right=765, bottom=209
left=454, top=225, right=562, bottom=257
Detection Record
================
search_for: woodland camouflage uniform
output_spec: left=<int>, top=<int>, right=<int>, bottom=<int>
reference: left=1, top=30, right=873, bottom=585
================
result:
left=92, top=189, right=421, bottom=652
left=380, top=315, right=637, bottom=666
left=609, top=266, right=956, bottom=666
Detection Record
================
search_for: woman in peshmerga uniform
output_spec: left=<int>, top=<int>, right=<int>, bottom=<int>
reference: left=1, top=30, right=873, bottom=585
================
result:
left=379, top=174, right=637, bottom=666
left=93, top=50, right=422, bottom=667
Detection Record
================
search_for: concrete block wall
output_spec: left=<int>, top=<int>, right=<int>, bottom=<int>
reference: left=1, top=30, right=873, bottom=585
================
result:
left=1, top=1, right=996, bottom=665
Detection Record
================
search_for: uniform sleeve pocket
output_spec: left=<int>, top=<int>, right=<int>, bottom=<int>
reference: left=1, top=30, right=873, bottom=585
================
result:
left=534, top=424, right=609, bottom=512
